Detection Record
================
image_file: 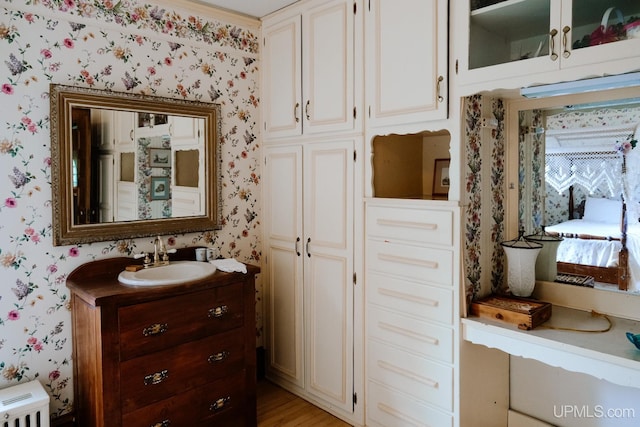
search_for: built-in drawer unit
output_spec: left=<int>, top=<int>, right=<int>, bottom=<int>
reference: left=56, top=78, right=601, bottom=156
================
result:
left=365, top=200, right=460, bottom=426
left=66, top=252, right=259, bottom=427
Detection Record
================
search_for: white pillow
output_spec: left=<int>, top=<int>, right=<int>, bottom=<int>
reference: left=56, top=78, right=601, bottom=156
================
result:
left=583, top=197, right=622, bottom=223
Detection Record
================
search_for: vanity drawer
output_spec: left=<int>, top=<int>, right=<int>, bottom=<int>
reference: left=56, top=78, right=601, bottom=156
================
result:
left=368, top=339, right=453, bottom=411
left=367, top=205, right=453, bottom=246
left=367, top=271, right=453, bottom=324
left=367, top=380, right=452, bottom=427
left=120, top=329, right=245, bottom=413
left=367, top=305, right=453, bottom=364
left=119, top=283, right=244, bottom=360
left=122, top=370, right=246, bottom=427
left=367, top=240, right=453, bottom=286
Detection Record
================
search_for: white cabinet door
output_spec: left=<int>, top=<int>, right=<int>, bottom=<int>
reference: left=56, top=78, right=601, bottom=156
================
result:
left=366, top=0, right=448, bottom=127
left=263, top=0, right=356, bottom=139
left=114, top=110, right=135, bottom=150
left=169, top=115, right=203, bottom=147
left=303, top=140, right=354, bottom=413
left=263, top=15, right=302, bottom=138
left=264, top=145, right=305, bottom=387
left=302, top=0, right=355, bottom=135
left=264, top=140, right=355, bottom=414
left=97, top=153, right=114, bottom=222
left=457, top=0, right=640, bottom=92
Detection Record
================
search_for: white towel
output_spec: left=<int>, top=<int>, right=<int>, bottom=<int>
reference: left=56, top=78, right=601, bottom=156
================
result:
left=210, top=258, right=247, bottom=274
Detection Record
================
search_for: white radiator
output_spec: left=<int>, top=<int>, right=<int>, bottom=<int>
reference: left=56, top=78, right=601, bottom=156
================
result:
left=0, top=380, right=50, bottom=427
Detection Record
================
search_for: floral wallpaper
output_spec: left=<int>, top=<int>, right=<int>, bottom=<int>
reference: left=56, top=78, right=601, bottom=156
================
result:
left=0, top=0, right=261, bottom=419
left=463, top=95, right=506, bottom=305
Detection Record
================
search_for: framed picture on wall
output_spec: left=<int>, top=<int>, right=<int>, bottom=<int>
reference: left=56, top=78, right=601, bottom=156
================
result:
left=432, top=158, right=450, bottom=197
left=149, top=148, right=171, bottom=167
left=150, top=176, right=170, bottom=200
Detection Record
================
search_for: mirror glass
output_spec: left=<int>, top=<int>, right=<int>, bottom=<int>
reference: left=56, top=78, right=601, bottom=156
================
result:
left=516, top=89, right=640, bottom=293
left=50, top=84, right=222, bottom=246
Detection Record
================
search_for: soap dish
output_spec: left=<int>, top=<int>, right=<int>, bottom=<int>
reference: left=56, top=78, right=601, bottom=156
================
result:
left=625, top=332, right=640, bottom=350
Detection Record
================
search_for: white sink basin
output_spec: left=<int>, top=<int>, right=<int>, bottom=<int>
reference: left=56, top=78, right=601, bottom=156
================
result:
left=118, top=261, right=217, bottom=286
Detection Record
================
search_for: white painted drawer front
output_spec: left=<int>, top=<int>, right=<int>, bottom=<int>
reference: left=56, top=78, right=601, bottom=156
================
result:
left=367, top=271, right=453, bottom=325
left=367, top=205, right=453, bottom=246
left=367, top=380, right=453, bottom=427
left=367, top=240, right=453, bottom=286
left=367, top=305, right=453, bottom=364
left=368, top=339, right=453, bottom=411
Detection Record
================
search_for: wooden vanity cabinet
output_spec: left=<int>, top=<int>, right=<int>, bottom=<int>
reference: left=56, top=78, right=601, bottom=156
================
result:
left=66, top=253, right=259, bottom=427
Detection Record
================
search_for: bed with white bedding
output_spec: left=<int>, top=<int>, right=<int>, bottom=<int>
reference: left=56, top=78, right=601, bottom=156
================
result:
left=545, top=196, right=638, bottom=291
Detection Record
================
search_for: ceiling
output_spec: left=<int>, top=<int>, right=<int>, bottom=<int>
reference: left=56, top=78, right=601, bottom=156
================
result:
left=187, top=0, right=300, bottom=18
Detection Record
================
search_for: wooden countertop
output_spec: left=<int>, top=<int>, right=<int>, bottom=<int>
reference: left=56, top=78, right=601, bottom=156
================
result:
left=66, top=247, right=259, bottom=307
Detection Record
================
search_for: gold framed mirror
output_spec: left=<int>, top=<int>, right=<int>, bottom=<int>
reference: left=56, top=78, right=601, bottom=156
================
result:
left=50, top=84, right=222, bottom=246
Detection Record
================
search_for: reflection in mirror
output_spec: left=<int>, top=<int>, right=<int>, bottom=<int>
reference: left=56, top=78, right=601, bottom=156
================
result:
left=516, top=91, right=640, bottom=293
left=50, top=84, right=222, bottom=246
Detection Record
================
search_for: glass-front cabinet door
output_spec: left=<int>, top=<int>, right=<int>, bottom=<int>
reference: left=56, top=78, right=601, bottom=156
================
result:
left=458, top=0, right=640, bottom=89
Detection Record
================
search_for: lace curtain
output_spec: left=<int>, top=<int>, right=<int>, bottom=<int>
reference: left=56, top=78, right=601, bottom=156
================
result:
left=545, top=151, right=623, bottom=198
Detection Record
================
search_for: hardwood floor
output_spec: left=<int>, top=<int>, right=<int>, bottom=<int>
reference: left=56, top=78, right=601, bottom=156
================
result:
left=257, top=380, right=352, bottom=426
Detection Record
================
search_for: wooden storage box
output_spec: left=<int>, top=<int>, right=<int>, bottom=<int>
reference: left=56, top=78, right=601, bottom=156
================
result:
left=470, top=295, right=552, bottom=330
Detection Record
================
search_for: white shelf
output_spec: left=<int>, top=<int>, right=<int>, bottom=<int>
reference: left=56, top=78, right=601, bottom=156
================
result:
left=470, top=0, right=550, bottom=40
left=462, top=305, right=640, bottom=389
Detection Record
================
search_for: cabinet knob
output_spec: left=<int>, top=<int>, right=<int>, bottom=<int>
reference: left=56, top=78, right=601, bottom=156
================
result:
left=294, top=102, right=300, bottom=123
left=210, top=396, right=231, bottom=412
left=208, top=304, right=229, bottom=318
left=305, top=100, right=311, bottom=120
left=151, top=421, right=171, bottom=427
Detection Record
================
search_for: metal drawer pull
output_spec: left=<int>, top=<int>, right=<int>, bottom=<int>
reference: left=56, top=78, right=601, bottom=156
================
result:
left=142, top=323, right=168, bottom=337
left=294, top=102, right=300, bottom=123
left=562, top=26, right=571, bottom=58
left=151, top=421, right=171, bottom=427
left=210, top=396, right=231, bottom=412
left=208, top=350, right=230, bottom=363
left=208, top=305, right=229, bottom=318
left=144, top=369, right=168, bottom=386
left=436, top=75, right=444, bottom=102
left=549, top=28, right=558, bottom=61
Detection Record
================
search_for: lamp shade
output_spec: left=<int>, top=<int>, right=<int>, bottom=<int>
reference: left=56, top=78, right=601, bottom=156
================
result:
left=501, top=236, right=542, bottom=297
left=525, top=231, right=563, bottom=282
